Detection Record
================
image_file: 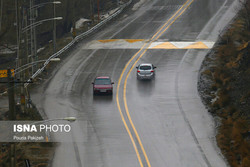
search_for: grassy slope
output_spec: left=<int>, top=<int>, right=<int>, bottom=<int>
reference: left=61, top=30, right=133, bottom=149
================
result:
left=199, top=1, right=250, bottom=166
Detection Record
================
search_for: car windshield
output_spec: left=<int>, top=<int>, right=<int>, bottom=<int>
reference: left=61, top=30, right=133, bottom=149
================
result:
left=95, top=78, right=111, bottom=85
left=139, top=66, right=152, bottom=70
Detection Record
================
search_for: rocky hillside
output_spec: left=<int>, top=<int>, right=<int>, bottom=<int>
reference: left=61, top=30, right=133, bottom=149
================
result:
left=198, top=0, right=250, bottom=166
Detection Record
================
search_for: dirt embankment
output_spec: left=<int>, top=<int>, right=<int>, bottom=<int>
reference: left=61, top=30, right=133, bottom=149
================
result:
left=198, top=1, right=250, bottom=166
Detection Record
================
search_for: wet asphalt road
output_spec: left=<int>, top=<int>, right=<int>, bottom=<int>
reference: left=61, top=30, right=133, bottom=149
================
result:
left=32, top=0, right=239, bottom=166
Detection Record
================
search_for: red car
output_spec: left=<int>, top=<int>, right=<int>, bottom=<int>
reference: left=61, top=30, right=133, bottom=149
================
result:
left=92, top=76, right=114, bottom=95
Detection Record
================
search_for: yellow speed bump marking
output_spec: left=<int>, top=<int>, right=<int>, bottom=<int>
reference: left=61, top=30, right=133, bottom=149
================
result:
left=116, top=0, right=194, bottom=166
left=150, top=41, right=214, bottom=49
left=98, top=39, right=120, bottom=43
left=184, top=41, right=209, bottom=49
left=124, top=39, right=145, bottom=43
left=151, top=42, right=178, bottom=49
left=89, top=40, right=214, bottom=49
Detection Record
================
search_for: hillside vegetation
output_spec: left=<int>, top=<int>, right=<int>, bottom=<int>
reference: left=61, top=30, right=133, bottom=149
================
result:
left=0, top=0, right=120, bottom=46
left=199, top=1, right=250, bottom=166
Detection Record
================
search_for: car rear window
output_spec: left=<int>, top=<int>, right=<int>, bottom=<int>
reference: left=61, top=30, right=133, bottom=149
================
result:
left=95, top=78, right=111, bottom=85
left=139, top=66, right=152, bottom=70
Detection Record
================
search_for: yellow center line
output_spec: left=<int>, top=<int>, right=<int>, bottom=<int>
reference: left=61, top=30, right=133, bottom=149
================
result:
left=154, top=0, right=194, bottom=40
left=123, top=47, right=151, bottom=166
left=116, top=0, right=194, bottom=166
left=151, top=0, right=190, bottom=40
left=116, top=42, right=149, bottom=167
left=116, top=87, right=143, bottom=167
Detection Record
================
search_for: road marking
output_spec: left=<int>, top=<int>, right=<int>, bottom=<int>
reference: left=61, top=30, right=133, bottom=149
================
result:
left=183, top=41, right=209, bottom=49
left=124, top=39, right=145, bottom=43
left=116, top=0, right=195, bottom=166
left=116, top=88, right=144, bottom=167
left=150, top=42, right=178, bottom=49
left=85, top=40, right=215, bottom=49
left=123, top=48, right=151, bottom=167
left=151, top=0, right=191, bottom=40
left=150, top=41, right=214, bottom=49
left=116, top=42, right=149, bottom=167
left=98, top=39, right=120, bottom=43
left=154, top=0, right=194, bottom=40
left=98, top=39, right=145, bottom=43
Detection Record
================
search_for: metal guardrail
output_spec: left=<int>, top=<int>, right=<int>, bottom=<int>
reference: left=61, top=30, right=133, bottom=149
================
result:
left=24, top=0, right=132, bottom=87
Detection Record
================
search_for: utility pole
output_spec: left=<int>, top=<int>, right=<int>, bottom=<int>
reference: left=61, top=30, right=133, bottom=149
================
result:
left=15, top=0, right=20, bottom=79
left=18, top=4, right=28, bottom=113
left=24, top=5, right=30, bottom=111
left=24, top=5, right=30, bottom=79
left=90, top=0, right=94, bottom=22
left=53, top=0, right=57, bottom=53
left=72, top=4, right=76, bottom=39
left=34, top=20, right=37, bottom=72
left=29, top=0, right=34, bottom=75
left=7, top=68, right=16, bottom=167
left=0, top=0, right=3, bottom=32
left=10, top=143, right=16, bottom=167
left=7, top=68, right=15, bottom=120
left=97, top=0, right=100, bottom=22
left=20, top=59, right=26, bottom=113
left=32, top=0, right=38, bottom=72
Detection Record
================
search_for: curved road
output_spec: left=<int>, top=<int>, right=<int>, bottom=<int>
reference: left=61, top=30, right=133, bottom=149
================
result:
left=32, top=0, right=239, bottom=166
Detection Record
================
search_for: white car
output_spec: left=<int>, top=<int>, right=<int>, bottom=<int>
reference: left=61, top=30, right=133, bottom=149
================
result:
left=136, top=63, right=156, bottom=80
